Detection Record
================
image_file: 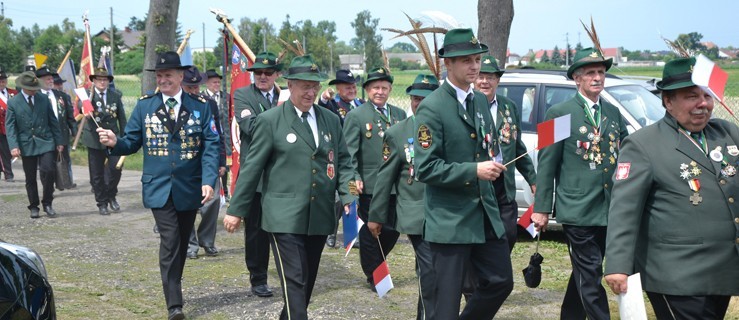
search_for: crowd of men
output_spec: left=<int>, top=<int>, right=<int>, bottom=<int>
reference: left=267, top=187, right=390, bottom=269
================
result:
left=3, top=25, right=738, bottom=320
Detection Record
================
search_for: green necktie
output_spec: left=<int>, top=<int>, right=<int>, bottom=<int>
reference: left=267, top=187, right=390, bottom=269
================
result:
left=166, top=97, right=177, bottom=121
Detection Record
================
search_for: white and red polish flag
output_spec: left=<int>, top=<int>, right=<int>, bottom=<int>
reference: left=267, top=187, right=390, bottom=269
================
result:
left=517, top=204, right=539, bottom=238
left=692, top=54, right=729, bottom=102
left=373, top=260, right=394, bottom=298
left=537, top=114, right=571, bottom=149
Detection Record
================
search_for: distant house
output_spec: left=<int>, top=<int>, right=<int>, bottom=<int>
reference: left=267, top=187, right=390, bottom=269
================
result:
left=339, top=54, right=364, bottom=74
left=94, top=27, right=143, bottom=53
left=387, top=52, right=427, bottom=65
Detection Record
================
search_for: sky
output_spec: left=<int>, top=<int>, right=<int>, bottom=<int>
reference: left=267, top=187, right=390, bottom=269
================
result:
left=2, top=0, right=737, bottom=56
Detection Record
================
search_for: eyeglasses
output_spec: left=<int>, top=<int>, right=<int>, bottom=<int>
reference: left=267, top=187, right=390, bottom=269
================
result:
left=300, top=84, right=322, bottom=93
left=253, top=70, right=275, bottom=76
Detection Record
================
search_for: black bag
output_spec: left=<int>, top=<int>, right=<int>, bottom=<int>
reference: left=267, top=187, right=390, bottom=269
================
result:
left=55, top=151, right=72, bottom=189
left=522, top=234, right=544, bottom=288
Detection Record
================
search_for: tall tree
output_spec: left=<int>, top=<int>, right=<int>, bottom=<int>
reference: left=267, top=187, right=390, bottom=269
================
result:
left=351, top=10, right=383, bottom=71
left=0, top=18, right=25, bottom=72
left=675, top=32, right=707, bottom=52
left=387, top=42, right=418, bottom=53
left=551, top=45, right=563, bottom=66
left=478, top=0, right=513, bottom=67
left=142, top=0, right=180, bottom=94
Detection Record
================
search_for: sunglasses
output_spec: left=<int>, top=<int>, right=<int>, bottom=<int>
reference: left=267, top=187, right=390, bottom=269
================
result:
left=253, top=70, right=275, bottom=76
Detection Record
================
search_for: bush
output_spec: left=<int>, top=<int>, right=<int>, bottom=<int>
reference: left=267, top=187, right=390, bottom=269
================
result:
left=115, top=48, right=144, bottom=75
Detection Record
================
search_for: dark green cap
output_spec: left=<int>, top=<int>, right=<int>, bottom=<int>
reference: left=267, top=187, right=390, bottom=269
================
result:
left=656, top=57, right=697, bottom=91
left=566, top=47, right=613, bottom=79
left=406, top=74, right=439, bottom=97
left=282, top=55, right=327, bottom=82
left=247, top=52, right=282, bottom=71
left=438, top=28, right=488, bottom=58
left=480, top=55, right=504, bottom=75
left=363, top=67, right=394, bottom=88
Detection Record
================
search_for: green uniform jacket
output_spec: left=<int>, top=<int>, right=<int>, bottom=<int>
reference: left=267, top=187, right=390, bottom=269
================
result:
left=343, top=101, right=407, bottom=195
left=51, top=89, right=77, bottom=146
left=414, top=81, right=505, bottom=243
left=227, top=101, right=357, bottom=235
left=111, top=92, right=219, bottom=211
left=82, top=88, right=127, bottom=150
left=369, top=117, right=425, bottom=235
left=534, top=95, right=628, bottom=226
left=494, top=94, right=536, bottom=202
left=233, top=84, right=278, bottom=163
left=5, top=92, right=63, bottom=156
left=605, top=114, right=739, bottom=296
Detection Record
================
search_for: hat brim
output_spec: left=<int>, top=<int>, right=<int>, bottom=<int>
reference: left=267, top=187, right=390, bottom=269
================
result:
left=363, top=76, right=394, bottom=88
left=89, top=75, right=114, bottom=81
left=656, top=79, right=696, bottom=91
left=567, top=58, right=613, bottom=79
left=406, top=88, right=434, bottom=97
left=328, top=78, right=356, bottom=85
left=246, top=63, right=283, bottom=71
left=145, top=65, right=191, bottom=72
left=479, top=70, right=505, bottom=76
left=438, top=44, right=489, bottom=58
left=18, top=82, right=43, bottom=91
left=283, top=73, right=328, bottom=82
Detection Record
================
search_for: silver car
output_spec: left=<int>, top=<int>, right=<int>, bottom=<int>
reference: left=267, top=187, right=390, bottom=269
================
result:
left=496, top=69, right=665, bottom=225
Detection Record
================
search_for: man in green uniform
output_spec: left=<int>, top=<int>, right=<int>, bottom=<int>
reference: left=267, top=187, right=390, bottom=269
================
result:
left=97, top=51, right=219, bottom=320
left=604, top=57, right=739, bottom=319
left=474, top=56, right=536, bottom=251
left=36, top=66, right=76, bottom=191
left=223, top=55, right=356, bottom=320
left=231, top=51, right=282, bottom=298
left=532, top=47, right=628, bottom=320
left=343, top=66, right=407, bottom=288
left=368, top=74, right=438, bottom=320
left=6, top=71, right=64, bottom=218
left=82, top=67, right=127, bottom=215
left=414, top=28, right=512, bottom=319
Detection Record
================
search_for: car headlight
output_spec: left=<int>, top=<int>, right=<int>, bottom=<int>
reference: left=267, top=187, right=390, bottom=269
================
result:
left=0, top=242, right=48, bottom=279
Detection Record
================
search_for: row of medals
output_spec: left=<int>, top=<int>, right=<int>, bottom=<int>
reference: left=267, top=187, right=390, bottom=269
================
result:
left=576, top=125, right=618, bottom=166
left=499, top=110, right=517, bottom=144
left=144, top=113, right=201, bottom=159
left=93, top=101, right=119, bottom=122
left=365, top=119, right=394, bottom=139
left=405, top=138, right=416, bottom=185
left=710, top=146, right=737, bottom=177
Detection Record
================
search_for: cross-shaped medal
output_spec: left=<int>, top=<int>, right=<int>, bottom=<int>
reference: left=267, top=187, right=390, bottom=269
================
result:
left=690, top=192, right=702, bottom=205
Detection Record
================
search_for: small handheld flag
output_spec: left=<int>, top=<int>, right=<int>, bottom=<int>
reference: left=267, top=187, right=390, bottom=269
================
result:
left=517, top=204, right=539, bottom=238
left=342, top=201, right=362, bottom=256
left=537, top=114, right=571, bottom=149
left=373, top=260, right=394, bottom=298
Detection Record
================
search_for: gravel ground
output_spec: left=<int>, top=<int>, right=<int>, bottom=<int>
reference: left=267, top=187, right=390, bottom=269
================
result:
left=1, top=161, right=736, bottom=319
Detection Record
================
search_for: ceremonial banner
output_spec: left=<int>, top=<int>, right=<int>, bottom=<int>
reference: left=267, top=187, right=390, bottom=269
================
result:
left=57, top=50, right=78, bottom=115
left=78, top=17, right=94, bottom=93
left=228, top=42, right=253, bottom=194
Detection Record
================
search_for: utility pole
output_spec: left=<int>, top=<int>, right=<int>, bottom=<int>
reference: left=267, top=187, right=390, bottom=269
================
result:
left=262, top=28, right=267, bottom=52
left=1, top=2, right=5, bottom=17
left=202, top=22, right=206, bottom=71
left=109, top=7, right=114, bottom=72
left=329, top=43, right=333, bottom=75
left=565, top=32, right=570, bottom=67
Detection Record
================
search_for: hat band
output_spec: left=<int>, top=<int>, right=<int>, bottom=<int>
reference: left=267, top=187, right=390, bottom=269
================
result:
left=410, top=83, right=439, bottom=91
left=660, top=72, right=692, bottom=88
left=288, top=66, right=319, bottom=75
left=442, top=42, right=483, bottom=53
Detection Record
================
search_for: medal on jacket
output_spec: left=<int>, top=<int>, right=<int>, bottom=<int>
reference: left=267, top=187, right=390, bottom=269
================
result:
left=327, top=149, right=335, bottom=179
left=365, top=123, right=372, bottom=139
left=688, top=178, right=702, bottom=205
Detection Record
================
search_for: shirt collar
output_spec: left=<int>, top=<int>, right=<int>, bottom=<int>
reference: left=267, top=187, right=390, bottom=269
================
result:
left=293, top=105, right=315, bottom=119
left=578, top=92, right=600, bottom=108
left=162, top=89, right=183, bottom=106
left=446, top=78, right=474, bottom=106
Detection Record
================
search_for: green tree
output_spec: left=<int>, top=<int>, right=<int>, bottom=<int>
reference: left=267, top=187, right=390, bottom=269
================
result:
left=128, top=16, right=147, bottom=31
left=676, top=32, right=707, bottom=52
left=276, top=16, right=337, bottom=73
left=115, top=47, right=144, bottom=75
left=551, top=45, right=563, bottom=66
left=565, top=42, right=573, bottom=65
left=193, top=51, right=217, bottom=71
left=540, top=50, right=550, bottom=63
left=387, top=42, right=417, bottom=53
left=0, top=18, right=26, bottom=72
left=351, top=10, right=382, bottom=71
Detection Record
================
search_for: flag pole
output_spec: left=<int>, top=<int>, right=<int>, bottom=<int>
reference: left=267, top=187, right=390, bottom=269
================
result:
left=72, top=13, right=93, bottom=151
left=210, top=8, right=256, bottom=62
left=503, top=145, right=538, bottom=167
left=57, top=49, right=73, bottom=74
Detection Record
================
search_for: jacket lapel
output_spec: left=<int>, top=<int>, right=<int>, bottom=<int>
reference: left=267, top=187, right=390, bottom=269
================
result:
left=666, top=116, right=715, bottom=175
left=286, top=102, right=316, bottom=149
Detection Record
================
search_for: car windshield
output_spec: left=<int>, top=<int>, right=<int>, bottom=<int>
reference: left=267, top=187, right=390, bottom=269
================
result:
left=605, top=85, right=664, bottom=127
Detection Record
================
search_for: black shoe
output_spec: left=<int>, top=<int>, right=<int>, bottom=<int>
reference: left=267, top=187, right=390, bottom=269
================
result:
left=186, top=251, right=198, bottom=259
left=98, top=205, right=109, bottom=215
left=109, top=198, right=120, bottom=212
left=326, top=234, right=337, bottom=248
left=203, top=247, right=218, bottom=256
left=67, top=183, right=77, bottom=189
left=251, top=284, right=273, bottom=297
left=167, top=307, right=185, bottom=320
left=43, top=205, right=57, bottom=218
left=5, top=178, right=13, bottom=183
left=353, top=240, right=360, bottom=249
left=30, top=208, right=40, bottom=219
left=153, top=224, right=159, bottom=233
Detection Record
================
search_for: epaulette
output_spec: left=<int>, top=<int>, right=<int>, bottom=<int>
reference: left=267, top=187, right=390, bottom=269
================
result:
left=139, top=94, right=154, bottom=100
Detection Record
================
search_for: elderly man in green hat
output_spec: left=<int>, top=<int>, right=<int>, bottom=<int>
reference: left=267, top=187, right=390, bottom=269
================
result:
left=413, top=28, right=512, bottom=319
left=368, top=74, right=438, bottom=319
left=224, top=55, right=356, bottom=320
left=604, top=56, right=739, bottom=319
left=5, top=71, right=64, bottom=218
left=474, top=56, right=536, bottom=252
left=532, top=47, right=628, bottom=320
left=231, top=51, right=282, bottom=298
left=343, top=66, right=407, bottom=289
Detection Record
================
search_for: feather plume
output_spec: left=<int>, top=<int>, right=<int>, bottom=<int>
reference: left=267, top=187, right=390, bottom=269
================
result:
left=381, top=12, right=448, bottom=79
left=276, top=49, right=287, bottom=64
left=580, top=17, right=603, bottom=55
left=278, top=38, right=305, bottom=56
left=293, top=39, right=306, bottom=56
left=382, top=50, right=391, bottom=71
left=661, top=36, right=693, bottom=58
